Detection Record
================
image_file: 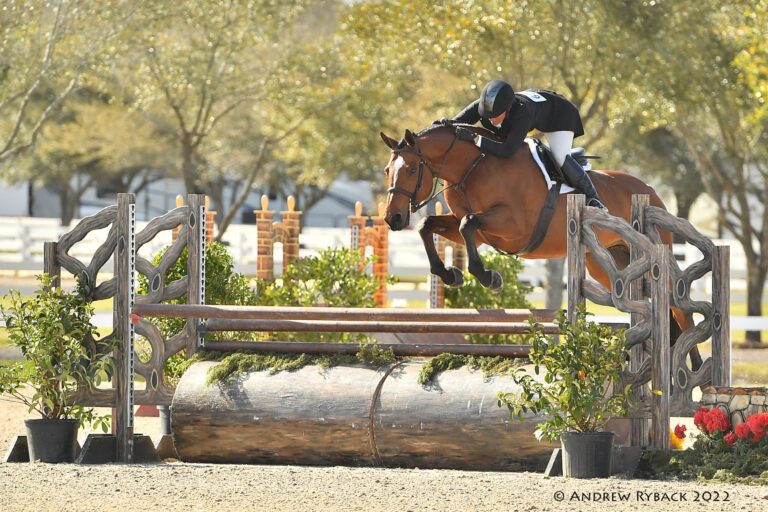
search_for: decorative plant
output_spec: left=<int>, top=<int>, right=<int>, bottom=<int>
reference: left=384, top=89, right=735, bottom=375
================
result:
left=443, top=250, right=533, bottom=344
left=497, top=306, right=631, bottom=442
left=0, top=274, right=113, bottom=430
left=255, top=247, right=397, bottom=343
left=136, top=241, right=260, bottom=383
left=641, top=411, right=768, bottom=482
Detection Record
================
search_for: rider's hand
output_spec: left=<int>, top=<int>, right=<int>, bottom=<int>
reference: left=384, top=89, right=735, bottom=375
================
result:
left=455, top=126, right=476, bottom=142
left=431, top=117, right=455, bottom=126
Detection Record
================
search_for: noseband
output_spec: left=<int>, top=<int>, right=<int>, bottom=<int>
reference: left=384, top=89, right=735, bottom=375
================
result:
left=387, top=135, right=460, bottom=213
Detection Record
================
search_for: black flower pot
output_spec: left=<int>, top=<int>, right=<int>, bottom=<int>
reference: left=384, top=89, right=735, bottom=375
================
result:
left=560, top=431, right=614, bottom=478
left=24, top=418, right=79, bottom=463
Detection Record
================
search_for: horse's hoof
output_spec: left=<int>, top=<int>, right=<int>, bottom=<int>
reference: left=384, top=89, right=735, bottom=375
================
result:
left=444, top=266, right=464, bottom=287
left=487, top=270, right=503, bottom=292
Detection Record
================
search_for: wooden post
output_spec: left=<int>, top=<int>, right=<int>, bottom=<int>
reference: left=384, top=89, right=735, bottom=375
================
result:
left=629, top=194, right=650, bottom=447
left=712, top=245, right=731, bottom=386
left=566, top=194, right=586, bottom=323
left=171, top=195, right=184, bottom=242
left=186, top=194, right=206, bottom=356
left=175, top=195, right=216, bottom=243
left=114, top=193, right=136, bottom=463
left=650, top=245, right=670, bottom=451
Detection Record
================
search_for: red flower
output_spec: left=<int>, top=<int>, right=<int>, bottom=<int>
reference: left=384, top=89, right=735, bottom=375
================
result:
left=747, top=413, right=768, bottom=441
left=724, top=432, right=737, bottom=446
left=703, top=408, right=731, bottom=434
left=674, top=424, right=687, bottom=440
left=694, top=407, right=709, bottom=432
left=735, top=422, right=752, bottom=440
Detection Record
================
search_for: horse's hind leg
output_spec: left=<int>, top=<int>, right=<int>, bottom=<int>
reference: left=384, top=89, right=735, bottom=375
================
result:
left=458, top=214, right=503, bottom=291
left=417, top=214, right=464, bottom=287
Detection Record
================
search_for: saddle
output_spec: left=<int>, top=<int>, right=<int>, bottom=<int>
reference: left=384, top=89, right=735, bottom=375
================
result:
left=515, top=140, right=599, bottom=256
left=531, top=138, right=598, bottom=184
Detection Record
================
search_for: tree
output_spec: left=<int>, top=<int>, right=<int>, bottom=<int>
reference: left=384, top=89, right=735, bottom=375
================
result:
left=612, top=121, right=706, bottom=235
left=106, top=0, right=416, bottom=238
left=6, top=90, right=171, bottom=224
left=0, top=0, right=136, bottom=163
left=634, top=0, right=768, bottom=341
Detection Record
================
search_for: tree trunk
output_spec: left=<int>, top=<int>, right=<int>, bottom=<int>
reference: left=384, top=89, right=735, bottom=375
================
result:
left=674, top=192, right=694, bottom=244
left=58, top=188, right=76, bottom=226
left=746, top=269, right=766, bottom=343
left=181, top=139, right=199, bottom=194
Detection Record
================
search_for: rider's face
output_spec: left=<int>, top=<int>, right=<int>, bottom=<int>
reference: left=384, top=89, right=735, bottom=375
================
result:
left=489, top=111, right=506, bottom=127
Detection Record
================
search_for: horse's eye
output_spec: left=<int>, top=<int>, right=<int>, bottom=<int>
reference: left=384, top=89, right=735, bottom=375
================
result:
left=408, top=165, right=418, bottom=175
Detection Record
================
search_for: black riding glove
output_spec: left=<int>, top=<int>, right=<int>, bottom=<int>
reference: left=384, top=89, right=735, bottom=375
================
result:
left=431, top=117, right=455, bottom=126
left=455, top=126, right=476, bottom=142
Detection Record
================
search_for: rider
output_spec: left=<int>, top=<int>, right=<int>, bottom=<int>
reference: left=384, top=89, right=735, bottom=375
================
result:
left=435, top=79, right=607, bottom=211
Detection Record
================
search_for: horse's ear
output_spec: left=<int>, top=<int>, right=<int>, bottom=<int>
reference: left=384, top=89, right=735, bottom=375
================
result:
left=380, top=132, right=398, bottom=149
left=404, top=129, right=416, bottom=146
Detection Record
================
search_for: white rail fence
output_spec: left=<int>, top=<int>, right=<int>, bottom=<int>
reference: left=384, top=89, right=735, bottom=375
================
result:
left=1, top=215, right=767, bottom=331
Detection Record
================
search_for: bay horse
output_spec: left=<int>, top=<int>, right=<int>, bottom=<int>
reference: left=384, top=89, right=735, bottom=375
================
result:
left=380, top=124, right=700, bottom=367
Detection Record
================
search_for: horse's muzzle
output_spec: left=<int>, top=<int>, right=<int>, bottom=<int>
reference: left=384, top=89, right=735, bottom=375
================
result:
left=385, top=210, right=410, bottom=231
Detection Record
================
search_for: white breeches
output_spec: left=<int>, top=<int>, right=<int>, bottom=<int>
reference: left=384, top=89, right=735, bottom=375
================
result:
left=543, top=131, right=574, bottom=167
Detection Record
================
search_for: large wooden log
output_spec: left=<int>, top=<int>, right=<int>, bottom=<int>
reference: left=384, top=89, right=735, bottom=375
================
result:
left=171, top=361, right=555, bottom=471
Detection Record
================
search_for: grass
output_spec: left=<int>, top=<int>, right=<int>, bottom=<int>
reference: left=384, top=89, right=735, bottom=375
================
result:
left=732, top=362, right=768, bottom=387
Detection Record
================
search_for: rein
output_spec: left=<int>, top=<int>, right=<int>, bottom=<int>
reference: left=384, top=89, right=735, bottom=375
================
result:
left=388, top=134, right=485, bottom=213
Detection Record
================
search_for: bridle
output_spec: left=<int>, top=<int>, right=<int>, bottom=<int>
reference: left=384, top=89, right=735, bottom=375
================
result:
left=387, top=133, right=485, bottom=213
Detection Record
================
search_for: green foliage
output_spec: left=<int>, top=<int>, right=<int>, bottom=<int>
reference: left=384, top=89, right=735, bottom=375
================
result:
left=639, top=435, right=768, bottom=483
left=254, top=247, right=395, bottom=343
left=417, top=354, right=528, bottom=386
left=443, top=250, right=533, bottom=344
left=0, top=274, right=113, bottom=430
left=204, top=343, right=396, bottom=385
left=497, top=306, right=631, bottom=442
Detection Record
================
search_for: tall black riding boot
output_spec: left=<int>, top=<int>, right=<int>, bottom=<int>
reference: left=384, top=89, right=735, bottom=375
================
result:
left=560, top=154, right=608, bottom=211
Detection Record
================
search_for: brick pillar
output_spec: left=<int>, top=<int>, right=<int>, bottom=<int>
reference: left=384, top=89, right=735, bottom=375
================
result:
left=256, top=195, right=275, bottom=280
left=204, top=196, right=217, bottom=243
left=372, top=202, right=388, bottom=307
left=280, top=196, right=302, bottom=271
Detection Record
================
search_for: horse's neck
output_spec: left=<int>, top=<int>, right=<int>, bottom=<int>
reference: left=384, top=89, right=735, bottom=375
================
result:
left=422, top=133, right=487, bottom=184
left=428, top=137, right=537, bottom=186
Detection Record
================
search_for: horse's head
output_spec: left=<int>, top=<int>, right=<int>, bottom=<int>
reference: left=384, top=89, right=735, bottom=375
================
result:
left=380, top=129, right=435, bottom=231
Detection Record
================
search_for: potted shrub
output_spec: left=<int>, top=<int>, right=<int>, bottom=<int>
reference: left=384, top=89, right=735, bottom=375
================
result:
left=498, top=307, right=631, bottom=478
left=0, top=274, right=113, bottom=462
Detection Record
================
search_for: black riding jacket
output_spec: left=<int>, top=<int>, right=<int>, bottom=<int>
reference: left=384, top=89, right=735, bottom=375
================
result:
left=452, top=89, right=584, bottom=158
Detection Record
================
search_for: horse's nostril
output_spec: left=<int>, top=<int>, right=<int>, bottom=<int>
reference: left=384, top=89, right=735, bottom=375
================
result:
left=392, top=213, right=402, bottom=226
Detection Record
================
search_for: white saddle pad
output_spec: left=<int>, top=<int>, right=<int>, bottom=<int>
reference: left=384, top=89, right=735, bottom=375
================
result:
left=525, top=138, right=575, bottom=194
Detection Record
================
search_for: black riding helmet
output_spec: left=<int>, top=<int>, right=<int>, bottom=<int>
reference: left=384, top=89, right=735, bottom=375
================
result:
left=478, top=80, right=515, bottom=119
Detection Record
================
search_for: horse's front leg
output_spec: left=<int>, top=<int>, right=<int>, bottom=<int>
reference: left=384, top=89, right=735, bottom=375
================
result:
left=459, top=214, right=503, bottom=291
left=417, top=214, right=464, bottom=287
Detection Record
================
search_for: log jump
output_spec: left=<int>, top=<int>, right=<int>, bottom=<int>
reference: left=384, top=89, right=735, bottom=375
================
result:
left=39, top=192, right=730, bottom=463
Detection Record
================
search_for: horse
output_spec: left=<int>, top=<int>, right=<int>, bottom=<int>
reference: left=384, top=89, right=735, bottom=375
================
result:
left=380, top=123, right=701, bottom=367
